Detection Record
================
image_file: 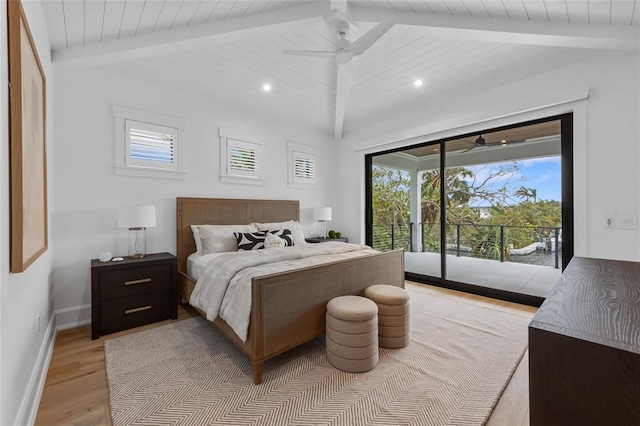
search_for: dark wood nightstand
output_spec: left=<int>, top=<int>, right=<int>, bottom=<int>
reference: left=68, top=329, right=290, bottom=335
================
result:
left=306, top=237, right=349, bottom=243
left=91, top=252, right=177, bottom=340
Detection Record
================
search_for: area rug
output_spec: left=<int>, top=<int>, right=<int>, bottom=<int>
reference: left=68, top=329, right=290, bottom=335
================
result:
left=104, top=289, right=529, bottom=425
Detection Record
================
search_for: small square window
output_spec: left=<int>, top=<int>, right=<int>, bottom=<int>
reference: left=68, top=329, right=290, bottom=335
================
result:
left=219, top=128, right=266, bottom=186
left=287, top=142, right=319, bottom=188
left=293, top=152, right=316, bottom=183
left=126, top=120, right=177, bottom=171
left=113, top=105, right=187, bottom=180
left=228, top=139, right=260, bottom=178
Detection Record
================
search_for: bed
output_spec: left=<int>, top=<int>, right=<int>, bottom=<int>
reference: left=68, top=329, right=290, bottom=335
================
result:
left=176, top=197, right=405, bottom=384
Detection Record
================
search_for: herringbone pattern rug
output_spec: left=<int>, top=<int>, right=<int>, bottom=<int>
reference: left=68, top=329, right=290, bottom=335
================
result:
left=104, top=289, right=529, bottom=425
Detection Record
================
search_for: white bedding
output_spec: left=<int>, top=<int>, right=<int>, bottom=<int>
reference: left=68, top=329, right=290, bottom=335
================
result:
left=187, top=252, right=224, bottom=281
left=189, top=242, right=378, bottom=342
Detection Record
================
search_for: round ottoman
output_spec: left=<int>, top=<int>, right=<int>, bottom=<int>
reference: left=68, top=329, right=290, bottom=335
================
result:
left=326, top=295, right=379, bottom=373
left=365, top=285, right=410, bottom=348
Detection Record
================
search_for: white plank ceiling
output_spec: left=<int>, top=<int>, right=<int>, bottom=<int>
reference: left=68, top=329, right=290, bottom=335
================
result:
left=42, top=0, right=640, bottom=139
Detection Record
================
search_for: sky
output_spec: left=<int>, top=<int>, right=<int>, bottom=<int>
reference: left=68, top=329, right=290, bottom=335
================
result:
left=464, top=156, right=561, bottom=205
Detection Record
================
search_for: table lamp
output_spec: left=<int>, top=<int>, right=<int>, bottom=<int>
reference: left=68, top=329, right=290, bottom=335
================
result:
left=118, top=205, right=156, bottom=258
left=313, top=207, right=332, bottom=238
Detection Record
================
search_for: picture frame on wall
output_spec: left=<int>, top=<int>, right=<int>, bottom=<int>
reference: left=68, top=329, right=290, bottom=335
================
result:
left=7, top=0, right=48, bottom=273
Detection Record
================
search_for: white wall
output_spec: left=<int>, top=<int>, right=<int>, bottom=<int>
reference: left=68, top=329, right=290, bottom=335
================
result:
left=0, top=0, right=56, bottom=424
left=336, top=51, right=640, bottom=263
left=52, top=66, right=336, bottom=327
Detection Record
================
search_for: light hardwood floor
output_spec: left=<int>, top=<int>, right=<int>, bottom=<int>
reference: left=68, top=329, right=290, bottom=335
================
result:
left=35, top=281, right=536, bottom=425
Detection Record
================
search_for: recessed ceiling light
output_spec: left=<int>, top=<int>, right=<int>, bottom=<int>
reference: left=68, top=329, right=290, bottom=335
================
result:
left=263, top=84, right=271, bottom=91
left=414, top=80, right=423, bottom=87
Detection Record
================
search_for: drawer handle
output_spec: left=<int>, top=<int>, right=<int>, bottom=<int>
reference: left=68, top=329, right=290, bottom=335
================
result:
left=125, top=305, right=152, bottom=314
left=124, top=278, right=151, bottom=286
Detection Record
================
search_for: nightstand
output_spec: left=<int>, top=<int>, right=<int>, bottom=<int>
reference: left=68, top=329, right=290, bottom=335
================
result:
left=306, top=237, right=349, bottom=243
left=91, top=252, right=177, bottom=340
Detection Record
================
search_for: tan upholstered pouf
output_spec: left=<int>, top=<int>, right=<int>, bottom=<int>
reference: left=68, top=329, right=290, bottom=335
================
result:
left=365, top=285, right=410, bottom=349
left=326, top=296, right=379, bottom=373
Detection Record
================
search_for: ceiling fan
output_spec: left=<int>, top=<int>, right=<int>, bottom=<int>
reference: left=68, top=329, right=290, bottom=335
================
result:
left=283, top=10, right=396, bottom=140
left=462, top=135, right=527, bottom=153
left=283, top=10, right=396, bottom=65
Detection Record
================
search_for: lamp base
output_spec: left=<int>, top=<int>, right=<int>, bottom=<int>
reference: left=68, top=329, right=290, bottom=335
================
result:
left=128, top=227, right=147, bottom=258
left=317, top=221, right=327, bottom=238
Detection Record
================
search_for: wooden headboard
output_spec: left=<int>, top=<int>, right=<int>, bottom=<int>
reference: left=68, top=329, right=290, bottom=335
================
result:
left=176, top=197, right=300, bottom=274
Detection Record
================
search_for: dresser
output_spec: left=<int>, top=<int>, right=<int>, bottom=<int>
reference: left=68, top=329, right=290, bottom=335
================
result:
left=91, top=252, right=178, bottom=339
left=529, top=257, right=640, bottom=425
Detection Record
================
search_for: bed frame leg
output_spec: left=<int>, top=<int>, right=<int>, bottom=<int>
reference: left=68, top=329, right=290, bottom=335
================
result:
left=253, top=361, right=263, bottom=385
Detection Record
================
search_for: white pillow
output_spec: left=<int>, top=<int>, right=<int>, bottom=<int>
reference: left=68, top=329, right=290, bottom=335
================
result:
left=264, top=233, right=286, bottom=249
left=193, top=224, right=257, bottom=254
left=254, top=220, right=306, bottom=246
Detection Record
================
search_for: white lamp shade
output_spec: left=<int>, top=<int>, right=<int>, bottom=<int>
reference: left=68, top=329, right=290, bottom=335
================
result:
left=313, top=207, right=332, bottom=221
left=118, top=205, right=156, bottom=229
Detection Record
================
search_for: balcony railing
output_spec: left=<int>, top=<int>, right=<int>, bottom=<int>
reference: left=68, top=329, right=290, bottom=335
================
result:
left=372, top=222, right=561, bottom=269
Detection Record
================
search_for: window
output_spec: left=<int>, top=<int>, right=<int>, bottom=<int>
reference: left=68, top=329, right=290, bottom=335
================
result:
left=114, top=105, right=187, bottom=179
left=288, top=142, right=318, bottom=188
left=294, top=154, right=315, bottom=181
left=228, top=139, right=260, bottom=178
left=126, top=121, right=177, bottom=170
left=219, top=128, right=266, bottom=185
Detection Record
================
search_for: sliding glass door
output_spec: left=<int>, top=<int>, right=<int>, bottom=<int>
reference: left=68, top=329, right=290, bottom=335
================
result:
left=366, top=114, right=573, bottom=305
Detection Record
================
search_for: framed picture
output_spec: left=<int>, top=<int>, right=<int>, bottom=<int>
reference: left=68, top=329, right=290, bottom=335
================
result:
left=8, top=0, right=48, bottom=273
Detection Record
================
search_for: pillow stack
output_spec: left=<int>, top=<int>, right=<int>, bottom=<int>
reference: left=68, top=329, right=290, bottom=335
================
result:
left=235, top=230, right=293, bottom=251
left=190, top=220, right=307, bottom=254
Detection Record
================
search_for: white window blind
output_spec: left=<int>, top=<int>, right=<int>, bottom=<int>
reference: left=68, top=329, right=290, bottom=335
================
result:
left=227, top=139, right=260, bottom=178
left=287, top=141, right=318, bottom=188
left=219, top=128, right=265, bottom=185
left=125, top=120, right=178, bottom=171
left=294, top=154, right=315, bottom=182
left=113, top=105, right=186, bottom=180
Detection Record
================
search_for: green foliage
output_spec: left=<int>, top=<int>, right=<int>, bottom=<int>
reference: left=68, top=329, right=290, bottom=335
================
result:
left=372, top=166, right=412, bottom=250
left=372, top=160, right=561, bottom=255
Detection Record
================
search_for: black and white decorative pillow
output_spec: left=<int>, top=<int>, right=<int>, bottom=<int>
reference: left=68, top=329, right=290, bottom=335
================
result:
left=268, top=229, right=294, bottom=246
left=234, top=231, right=267, bottom=251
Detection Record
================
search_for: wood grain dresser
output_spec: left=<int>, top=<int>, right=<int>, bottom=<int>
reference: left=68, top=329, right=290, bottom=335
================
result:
left=91, top=252, right=177, bottom=339
left=529, top=257, right=640, bottom=425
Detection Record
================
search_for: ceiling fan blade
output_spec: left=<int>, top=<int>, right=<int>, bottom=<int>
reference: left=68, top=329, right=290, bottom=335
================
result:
left=350, top=14, right=396, bottom=56
left=282, top=50, right=336, bottom=58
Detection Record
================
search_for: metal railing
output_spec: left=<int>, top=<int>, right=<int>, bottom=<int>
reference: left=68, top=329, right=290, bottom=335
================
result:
left=372, top=223, right=413, bottom=252
left=372, top=222, right=562, bottom=269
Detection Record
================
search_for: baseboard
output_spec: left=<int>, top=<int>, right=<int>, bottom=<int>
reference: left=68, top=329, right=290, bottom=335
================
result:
left=14, top=312, right=57, bottom=426
left=55, top=304, right=91, bottom=330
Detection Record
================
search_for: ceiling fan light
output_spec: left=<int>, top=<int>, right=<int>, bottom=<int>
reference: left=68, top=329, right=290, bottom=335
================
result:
left=414, top=79, right=423, bottom=87
left=263, top=84, right=271, bottom=91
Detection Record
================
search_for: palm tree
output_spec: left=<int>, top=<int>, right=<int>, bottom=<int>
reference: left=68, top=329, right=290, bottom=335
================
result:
left=515, top=186, right=537, bottom=202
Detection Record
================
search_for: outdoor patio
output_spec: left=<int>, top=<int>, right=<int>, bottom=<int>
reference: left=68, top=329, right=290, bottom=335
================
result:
left=405, top=251, right=561, bottom=298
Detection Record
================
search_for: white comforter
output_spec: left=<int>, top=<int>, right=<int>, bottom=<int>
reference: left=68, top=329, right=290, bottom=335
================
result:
left=189, top=242, right=378, bottom=342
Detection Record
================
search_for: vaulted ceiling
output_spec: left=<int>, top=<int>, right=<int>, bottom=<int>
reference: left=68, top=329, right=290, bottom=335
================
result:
left=42, top=1, right=639, bottom=140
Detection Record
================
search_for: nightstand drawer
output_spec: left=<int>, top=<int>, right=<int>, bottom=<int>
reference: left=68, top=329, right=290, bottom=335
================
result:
left=99, top=264, right=171, bottom=301
left=99, top=291, right=171, bottom=336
